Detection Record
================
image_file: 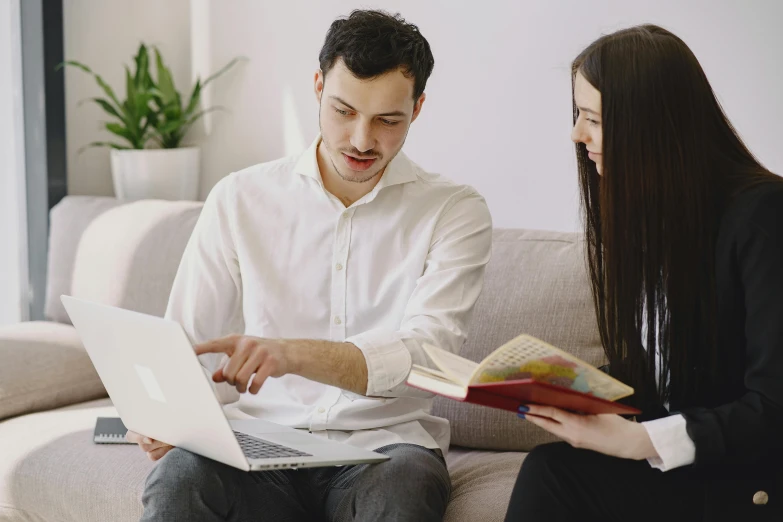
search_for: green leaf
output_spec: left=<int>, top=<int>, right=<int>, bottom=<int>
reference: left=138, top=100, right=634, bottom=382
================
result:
left=156, top=118, right=187, bottom=135
left=134, top=44, right=150, bottom=88
left=63, top=49, right=162, bottom=151
left=77, top=141, right=132, bottom=154
left=94, top=75, right=122, bottom=109
left=154, top=47, right=178, bottom=106
left=183, top=79, right=201, bottom=118
left=105, top=122, right=137, bottom=146
left=185, top=106, right=225, bottom=126
left=125, top=66, right=137, bottom=109
left=60, top=60, right=123, bottom=109
left=146, top=110, right=159, bottom=128
left=57, top=60, right=93, bottom=74
left=164, top=103, right=182, bottom=121
left=134, top=91, right=155, bottom=115
left=78, top=97, right=126, bottom=123
left=202, top=56, right=245, bottom=88
left=176, top=106, right=226, bottom=143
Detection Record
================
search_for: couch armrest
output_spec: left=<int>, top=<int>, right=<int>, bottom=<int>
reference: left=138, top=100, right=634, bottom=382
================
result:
left=45, top=196, right=124, bottom=324
left=0, top=321, right=107, bottom=421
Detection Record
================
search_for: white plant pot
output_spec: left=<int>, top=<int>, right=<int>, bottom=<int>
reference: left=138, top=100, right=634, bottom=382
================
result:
left=110, top=147, right=200, bottom=201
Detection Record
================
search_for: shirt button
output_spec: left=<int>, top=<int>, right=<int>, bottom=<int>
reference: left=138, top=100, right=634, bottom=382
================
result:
left=335, top=263, right=343, bottom=271
left=334, top=316, right=342, bottom=325
left=318, top=407, right=326, bottom=413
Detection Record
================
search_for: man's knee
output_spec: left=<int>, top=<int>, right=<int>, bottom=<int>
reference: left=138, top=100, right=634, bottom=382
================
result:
left=373, top=445, right=451, bottom=499
left=144, top=448, right=224, bottom=496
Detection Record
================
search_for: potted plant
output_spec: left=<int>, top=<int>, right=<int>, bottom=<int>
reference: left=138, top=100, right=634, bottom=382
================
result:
left=61, top=44, right=241, bottom=201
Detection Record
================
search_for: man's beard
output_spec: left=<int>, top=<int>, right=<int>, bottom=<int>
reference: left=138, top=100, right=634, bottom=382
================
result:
left=319, top=136, right=383, bottom=184
left=318, top=111, right=407, bottom=184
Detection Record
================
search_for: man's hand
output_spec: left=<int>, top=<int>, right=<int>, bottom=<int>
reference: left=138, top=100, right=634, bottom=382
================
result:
left=519, top=404, right=659, bottom=461
left=195, top=335, right=369, bottom=396
left=126, top=430, right=175, bottom=461
left=195, top=335, right=300, bottom=394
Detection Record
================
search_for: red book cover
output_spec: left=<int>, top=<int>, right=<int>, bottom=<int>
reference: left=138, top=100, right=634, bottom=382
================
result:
left=408, top=378, right=640, bottom=415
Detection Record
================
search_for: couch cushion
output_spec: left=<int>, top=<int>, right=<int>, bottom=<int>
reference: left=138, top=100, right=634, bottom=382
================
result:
left=44, top=197, right=124, bottom=324
left=69, top=200, right=202, bottom=319
left=432, top=228, right=605, bottom=451
left=0, top=322, right=107, bottom=422
left=0, top=400, right=524, bottom=522
left=444, top=447, right=525, bottom=522
left=0, top=398, right=151, bottom=522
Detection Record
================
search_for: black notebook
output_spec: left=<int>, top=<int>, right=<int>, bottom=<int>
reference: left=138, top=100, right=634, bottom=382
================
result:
left=93, top=416, right=132, bottom=444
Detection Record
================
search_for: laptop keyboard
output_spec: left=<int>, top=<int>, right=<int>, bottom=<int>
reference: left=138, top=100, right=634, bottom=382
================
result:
left=233, top=430, right=313, bottom=460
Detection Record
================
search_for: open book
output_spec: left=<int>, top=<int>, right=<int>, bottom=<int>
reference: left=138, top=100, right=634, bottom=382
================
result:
left=407, top=334, right=640, bottom=415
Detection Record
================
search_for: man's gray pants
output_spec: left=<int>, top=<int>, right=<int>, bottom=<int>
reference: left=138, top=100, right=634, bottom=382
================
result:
left=140, top=443, right=451, bottom=522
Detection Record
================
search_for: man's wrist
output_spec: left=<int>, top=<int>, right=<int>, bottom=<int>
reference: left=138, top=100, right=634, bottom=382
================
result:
left=282, top=339, right=310, bottom=376
left=282, top=339, right=368, bottom=395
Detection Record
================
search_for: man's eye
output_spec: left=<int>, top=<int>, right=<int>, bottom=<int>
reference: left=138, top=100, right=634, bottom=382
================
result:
left=335, top=108, right=349, bottom=116
left=380, top=119, right=400, bottom=126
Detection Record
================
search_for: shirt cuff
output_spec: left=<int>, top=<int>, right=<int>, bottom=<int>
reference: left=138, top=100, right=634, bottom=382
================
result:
left=642, top=414, right=696, bottom=471
left=345, top=329, right=412, bottom=396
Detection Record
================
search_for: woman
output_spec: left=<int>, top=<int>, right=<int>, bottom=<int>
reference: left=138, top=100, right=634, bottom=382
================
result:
left=505, top=25, right=783, bottom=522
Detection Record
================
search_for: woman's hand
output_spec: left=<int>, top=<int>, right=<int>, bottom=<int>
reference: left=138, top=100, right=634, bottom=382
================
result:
left=519, top=404, right=659, bottom=461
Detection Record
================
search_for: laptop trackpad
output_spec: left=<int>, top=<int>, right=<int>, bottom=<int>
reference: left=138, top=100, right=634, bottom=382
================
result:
left=261, top=431, right=325, bottom=447
left=230, top=419, right=295, bottom=434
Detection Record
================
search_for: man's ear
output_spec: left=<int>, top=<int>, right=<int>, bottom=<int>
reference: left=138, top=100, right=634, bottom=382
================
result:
left=410, top=93, right=426, bottom=124
left=314, top=70, right=325, bottom=104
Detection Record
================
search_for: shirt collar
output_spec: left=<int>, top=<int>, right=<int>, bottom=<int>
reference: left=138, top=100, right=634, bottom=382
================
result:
left=294, top=135, right=418, bottom=190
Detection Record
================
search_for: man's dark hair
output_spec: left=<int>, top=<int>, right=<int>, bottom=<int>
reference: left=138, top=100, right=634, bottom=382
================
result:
left=319, top=10, right=434, bottom=100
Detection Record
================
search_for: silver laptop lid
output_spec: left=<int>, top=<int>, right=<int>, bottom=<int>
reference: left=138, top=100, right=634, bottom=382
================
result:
left=61, top=295, right=250, bottom=471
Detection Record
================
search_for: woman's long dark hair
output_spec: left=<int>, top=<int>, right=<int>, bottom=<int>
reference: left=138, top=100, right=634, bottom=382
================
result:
left=573, top=25, right=781, bottom=409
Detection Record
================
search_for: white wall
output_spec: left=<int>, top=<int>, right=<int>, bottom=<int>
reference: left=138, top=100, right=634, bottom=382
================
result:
left=65, top=0, right=783, bottom=232
left=0, top=0, right=28, bottom=325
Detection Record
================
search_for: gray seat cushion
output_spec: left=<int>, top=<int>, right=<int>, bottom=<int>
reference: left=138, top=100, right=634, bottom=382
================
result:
left=0, top=399, right=151, bottom=522
left=432, top=229, right=605, bottom=451
left=444, top=448, right=525, bottom=522
left=1, top=399, right=525, bottom=522
left=0, top=322, right=106, bottom=422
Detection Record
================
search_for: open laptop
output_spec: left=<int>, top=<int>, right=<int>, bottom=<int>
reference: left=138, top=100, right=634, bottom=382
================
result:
left=61, top=295, right=389, bottom=472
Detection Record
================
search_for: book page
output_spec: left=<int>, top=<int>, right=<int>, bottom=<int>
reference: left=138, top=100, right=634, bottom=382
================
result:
left=469, top=334, right=634, bottom=401
left=407, top=365, right=470, bottom=399
left=410, top=365, right=457, bottom=383
left=421, top=343, right=479, bottom=386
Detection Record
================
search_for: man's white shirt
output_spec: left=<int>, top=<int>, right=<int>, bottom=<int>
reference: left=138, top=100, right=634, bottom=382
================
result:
left=165, top=136, right=493, bottom=455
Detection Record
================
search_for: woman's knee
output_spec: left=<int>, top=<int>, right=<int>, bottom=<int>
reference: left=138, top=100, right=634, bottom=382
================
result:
left=519, top=442, right=576, bottom=479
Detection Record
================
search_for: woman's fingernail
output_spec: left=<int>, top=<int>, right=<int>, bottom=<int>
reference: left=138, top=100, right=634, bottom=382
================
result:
left=517, top=413, right=526, bottom=419
left=143, top=437, right=152, bottom=444
left=518, top=405, right=530, bottom=413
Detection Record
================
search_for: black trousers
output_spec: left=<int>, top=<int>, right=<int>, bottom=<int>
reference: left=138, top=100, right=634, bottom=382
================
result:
left=504, top=442, right=706, bottom=522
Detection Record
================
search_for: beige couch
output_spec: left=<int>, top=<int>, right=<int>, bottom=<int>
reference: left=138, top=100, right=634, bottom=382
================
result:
left=0, top=196, right=605, bottom=522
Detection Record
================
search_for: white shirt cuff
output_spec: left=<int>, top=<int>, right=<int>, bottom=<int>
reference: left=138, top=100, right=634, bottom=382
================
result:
left=345, top=329, right=412, bottom=396
left=642, top=414, right=696, bottom=471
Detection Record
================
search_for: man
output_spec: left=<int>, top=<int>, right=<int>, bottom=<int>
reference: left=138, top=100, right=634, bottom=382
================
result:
left=129, top=9, right=492, bottom=522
